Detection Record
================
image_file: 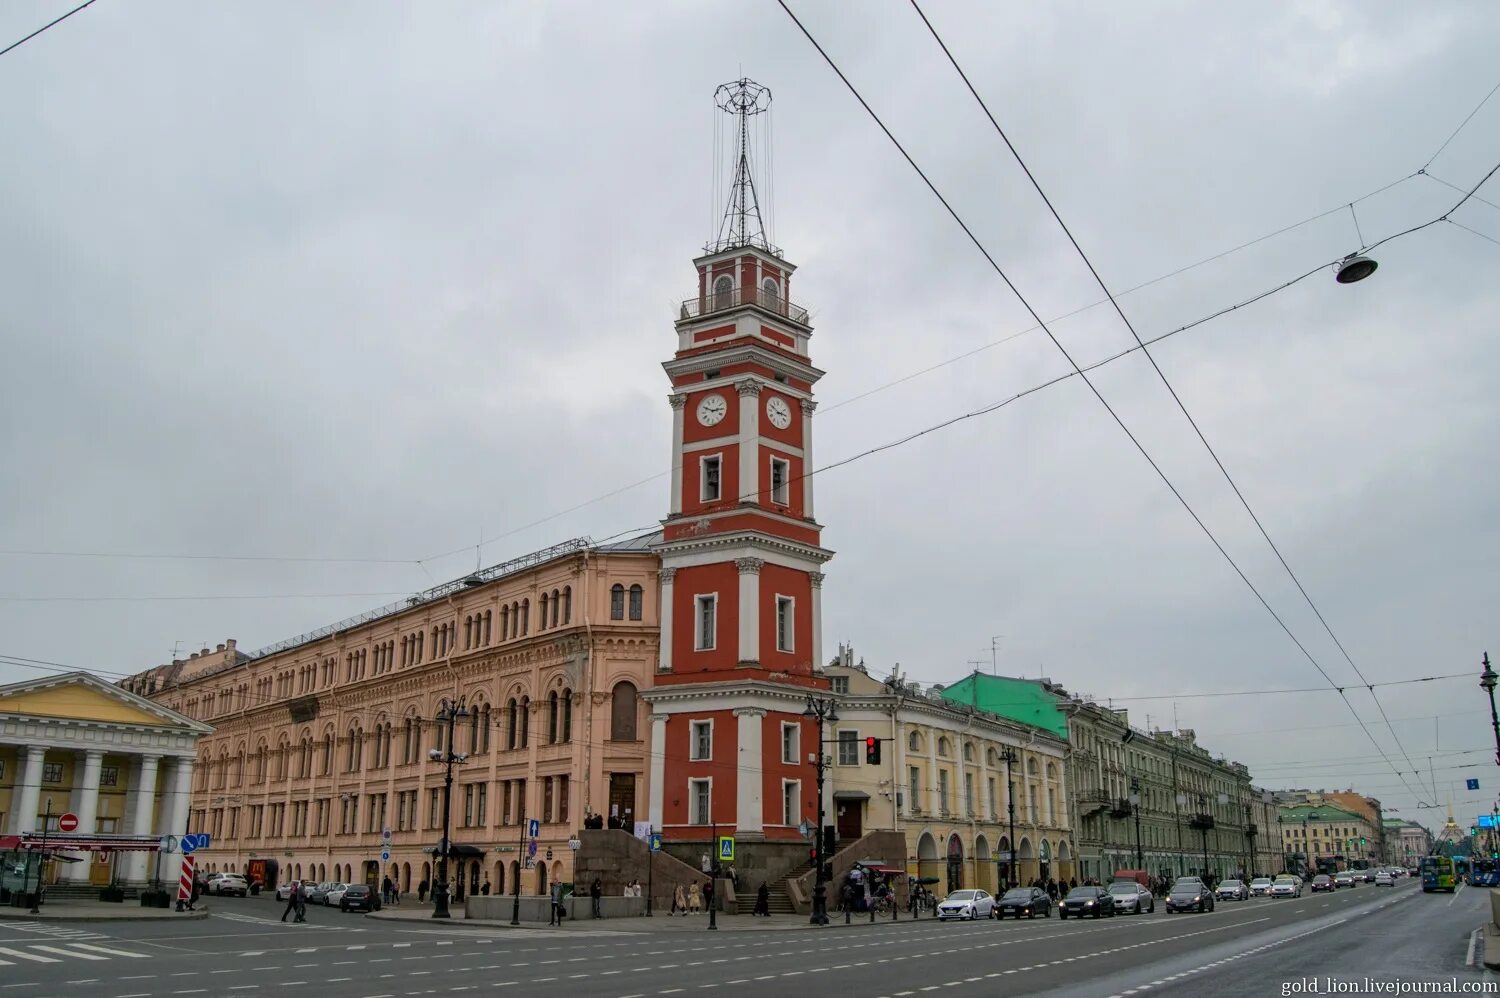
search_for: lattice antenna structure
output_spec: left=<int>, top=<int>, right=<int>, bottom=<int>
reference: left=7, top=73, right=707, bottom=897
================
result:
left=709, top=78, right=778, bottom=256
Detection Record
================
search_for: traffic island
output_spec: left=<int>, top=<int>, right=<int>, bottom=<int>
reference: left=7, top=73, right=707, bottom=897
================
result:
left=1483, top=889, right=1500, bottom=970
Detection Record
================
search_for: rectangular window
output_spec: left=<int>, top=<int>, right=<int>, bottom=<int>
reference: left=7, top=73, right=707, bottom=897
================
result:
left=837, top=730, right=859, bottom=766
left=910, top=767, right=922, bottom=812
left=770, top=457, right=789, bottom=505
left=99, top=766, right=119, bottom=788
left=464, top=785, right=475, bottom=827
left=829, top=676, right=849, bottom=695
left=775, top=595, right=794, bottom=652
left=42, top=762, right=62, bottom=784
left=477, top=784, right=487, bottom=826
left=695, top=595, right=717, bottom=650
left=502, top=781, right=513, bottom=825
left=558, top=778, right=568, bottom=824
left=938, top=770, right=950, bottom=815
left=964, top=773, right=975, bottom=816
left=781, top=722, right=799, bottom=764
left=543, top=777, right=554, bottom=823
left=701, top=455, right=722, bottom=502
left=782, top=780, right=801, bottom=827
left=429, top=788, right=440, bottom=829
left=988, top=778, right=998, bottom=816
left=691, top=721, right=713, bottom=761
left=690, top=779, right=711, bottom=825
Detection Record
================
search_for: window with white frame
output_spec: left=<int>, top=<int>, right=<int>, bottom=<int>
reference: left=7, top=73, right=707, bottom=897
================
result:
left=781, top=722, right=799, bottom=764
left=695, top=594, right=717, bottom=650
left=837, top=730, right=859, bottom=766
left=775, top=595, right=794, bottom=652
left=700, top=455, right=722, bottom=502
left=770, top=457, right=789, bottom=505
left=782, top=780, right=801, bottom=827
left=909, top=766, right=921, bottom=809
left=829, top=676, right=849, bottom=695
left=690, top=779, right=711, bottom=825
left=690, top=720, right=713, bottom=761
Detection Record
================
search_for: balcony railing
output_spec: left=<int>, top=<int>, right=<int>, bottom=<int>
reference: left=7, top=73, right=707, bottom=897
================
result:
left=1077, top=790, right=1111, bottom=816
left=678, top=287, right=812, bottom=327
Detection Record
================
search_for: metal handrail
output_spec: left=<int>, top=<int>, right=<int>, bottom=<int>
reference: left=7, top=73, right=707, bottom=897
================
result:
left=677, top=287, right=811, bottom=326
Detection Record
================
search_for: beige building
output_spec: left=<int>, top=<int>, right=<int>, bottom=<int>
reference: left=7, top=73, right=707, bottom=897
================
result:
left=1278, top=803, right=1379, bottom=875
left=824, top=655, right=1073, bottom=893
left=121, top=536, right=660, bottom=896
left=0, top=671, right=210, bottom=886
left=1383, top=818, right=1432, bottom=866
left=1248, top=788, right=1285, bottom=878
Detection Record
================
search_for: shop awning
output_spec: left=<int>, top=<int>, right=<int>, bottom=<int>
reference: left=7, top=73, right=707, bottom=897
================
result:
left=866, top=866, right=905, bottom=875
left=833, top=790, right=870, bottom=801
left=422, top=843, right=487, bottom=859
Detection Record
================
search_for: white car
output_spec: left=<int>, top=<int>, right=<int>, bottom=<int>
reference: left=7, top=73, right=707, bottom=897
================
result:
left=1270, top=877, right=1302, bottom=898
left=1248, top=877, right=1274, bottom=897
left=208, top=873, right=248, bottom=897
left=323, top=883, right=350, bottom=906
left=1374, top=869, right=1394, bottom=886
left=937, top=889, right=995, bottom=920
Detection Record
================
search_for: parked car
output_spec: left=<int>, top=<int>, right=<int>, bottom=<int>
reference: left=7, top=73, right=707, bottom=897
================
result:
left=1374, top=869, right=1395, bottom=886
left=1215, top=879, right=1249, bottom=902
left=1351, top=870, right=1370, bottom=883
left=340, top=884, right=382, bottom=913
left=1310, top=875, right=1335, bottom=893
left=1334, top=873, right=1354, bottom=889
left=1166, top=878, right=1215, bottom=913
left=1270, top=876, right=1302, bottom=898
left=936, top=889, right=994, bottom=920
left=307, top=882, right=334, bottom=904
left=323, top=883, right=351, bottom=906
left=1107, top=881, right=1155, bottom=914
left=993, top=887, right=1051, bottom=919
left=1059, top=886, right=1116, bottom=919
left=208, top=873, right=248, bottom=897
left=1248, top=877, right=1274, bottom=897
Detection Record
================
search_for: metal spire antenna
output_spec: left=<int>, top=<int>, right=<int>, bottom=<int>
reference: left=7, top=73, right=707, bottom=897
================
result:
left=710, top=78, right=778, bottom=256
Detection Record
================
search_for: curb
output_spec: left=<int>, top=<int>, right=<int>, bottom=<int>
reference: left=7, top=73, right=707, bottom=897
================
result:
left=364, top=910, right=940, bottom=933
left=0, top=905, right=211, bottom=922
left=1482, top=922, right=1500, bottom=970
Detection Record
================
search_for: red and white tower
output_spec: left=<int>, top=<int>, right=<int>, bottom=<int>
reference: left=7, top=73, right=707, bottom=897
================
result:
left=646, top=80, right=832, bottom=860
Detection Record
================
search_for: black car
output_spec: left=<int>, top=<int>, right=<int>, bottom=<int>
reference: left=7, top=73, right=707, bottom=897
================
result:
left=993, top=887, right=1052, bottom=919
left=340, top=884, right=383, bottom=913
left=1165, top=878, right=1215, bottom=913
left=1058, top=887, right=1115, bottom=919
left=1310, top=875, right=1335, bottom=893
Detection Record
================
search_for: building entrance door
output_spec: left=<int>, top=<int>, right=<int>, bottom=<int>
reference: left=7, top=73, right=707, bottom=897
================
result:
left=608, top=773, right=637, bottom=829
left=836, top=800, right=863, bottom=842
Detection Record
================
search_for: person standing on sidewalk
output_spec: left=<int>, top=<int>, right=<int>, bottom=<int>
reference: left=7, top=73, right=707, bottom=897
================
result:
left=672, top=883, right=687, bottom=916
left=549, top=880, right=565, bottom=925
left=590, top=877, right=603, bottom=918
left=418, top=878, right=428, bottom=904
left=688, top=880, right=702, bottom=914
left=754, top=882, right=770, bottom=917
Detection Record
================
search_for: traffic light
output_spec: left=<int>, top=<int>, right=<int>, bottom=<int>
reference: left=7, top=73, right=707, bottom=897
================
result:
left=866, top=736, right=881, bottom=765
left=1360, top=837, right=1366, bottom=846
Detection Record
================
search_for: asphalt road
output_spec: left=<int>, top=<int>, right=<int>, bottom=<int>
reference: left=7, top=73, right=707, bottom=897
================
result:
left=0, top=879, right=1486, bottom=998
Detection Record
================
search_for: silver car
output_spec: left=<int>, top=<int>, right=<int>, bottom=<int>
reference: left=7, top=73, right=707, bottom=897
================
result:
left=936, top=889, right=995, bottom=920
left=1215, top=879, right=1249, bottom=901
left=1106, top=881, right=1154, bottom=914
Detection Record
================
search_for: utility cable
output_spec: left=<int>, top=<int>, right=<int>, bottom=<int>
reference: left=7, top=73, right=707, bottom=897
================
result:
left=1424, top=78, right=1500, bottom=171
left=0, top=0, right=99, bottom=59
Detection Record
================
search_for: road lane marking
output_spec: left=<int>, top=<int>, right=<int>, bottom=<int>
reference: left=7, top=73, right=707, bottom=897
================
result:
left=70, top=942, right=150, bottom=959
left=33, top=945, right=108, bottom=961
left=0, top=948, right=58, bottom=963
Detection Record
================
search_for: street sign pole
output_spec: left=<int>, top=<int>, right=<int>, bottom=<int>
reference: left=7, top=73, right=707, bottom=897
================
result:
left=646, top=826, right=655, bottom=917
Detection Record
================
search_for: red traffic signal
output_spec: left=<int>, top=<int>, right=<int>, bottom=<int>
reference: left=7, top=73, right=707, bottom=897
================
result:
left=865, top=736, right=880, bottom=765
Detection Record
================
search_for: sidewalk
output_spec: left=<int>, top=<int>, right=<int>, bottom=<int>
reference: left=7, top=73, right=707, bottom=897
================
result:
left=0, top=901, right=210, bottom=922
left=368, top=905, right=933, bottom=933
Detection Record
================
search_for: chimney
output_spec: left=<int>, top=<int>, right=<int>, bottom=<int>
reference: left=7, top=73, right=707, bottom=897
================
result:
left=216, top=644, right=226, bottom=653
left=226, top=639, right=237, bottom=651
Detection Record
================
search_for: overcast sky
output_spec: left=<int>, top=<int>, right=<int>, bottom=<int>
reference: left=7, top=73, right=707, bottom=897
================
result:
left=2, top=1, right=1497, bottom=836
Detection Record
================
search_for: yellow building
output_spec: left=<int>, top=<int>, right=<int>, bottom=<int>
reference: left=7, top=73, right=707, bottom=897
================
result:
left=0, top=671, right=210, bottom=886
left=825, top=656, right=1073, bottom=894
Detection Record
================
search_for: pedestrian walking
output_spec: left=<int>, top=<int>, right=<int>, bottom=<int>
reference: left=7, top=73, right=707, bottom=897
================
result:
left=754, top=882, right=770, bottom=917
left=688, top=880, right=702, bottom=914
left=281, top=881, right=302, bottom=922
left=418, top=878, right=429, bottom=904
left=705, top=878, right=715, bottom=914
left=672, top=883, right=687, bottom=916
left=381, top=876, right=393, bottom=904
left=591, top=877, right=603, bottom=919
left=549, top=880, right=565, bottom=925
left=188, top=875, right=202, bottom=911
left=481, top=879, right=491, bottom=896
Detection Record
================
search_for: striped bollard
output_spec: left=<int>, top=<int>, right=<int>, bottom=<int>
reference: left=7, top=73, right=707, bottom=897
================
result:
left=176, top=854, right=196, bottom=911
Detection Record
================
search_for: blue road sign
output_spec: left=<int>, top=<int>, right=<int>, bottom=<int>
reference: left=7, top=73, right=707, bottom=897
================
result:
left=1467, top=778, right=1480, bottom=790
left=1479, top=815, right=1495, bottom=829
left=528, top=818, right=540, bottom=838
left=649, top=833, right=662, bottom=853
left=527, top=838, right=538, bottom=857
left=180, top=833, right=211, bottom=854
left=718, top=836, right=735, bottom=861
left=380, top=848, right=391, bottom=862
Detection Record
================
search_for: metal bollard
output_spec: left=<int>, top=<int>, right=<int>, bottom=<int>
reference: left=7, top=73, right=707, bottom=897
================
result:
left=845, top=902, right=851, bottom=925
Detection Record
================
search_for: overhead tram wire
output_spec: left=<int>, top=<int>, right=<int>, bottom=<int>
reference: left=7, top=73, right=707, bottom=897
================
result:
left=907, top=0, right=1450, bottom=807
left=778, top=0, right=1462, bottom=808
left=0, top=0, right=100, bottom=59
left=1423, top=78, right=1500, bottom=172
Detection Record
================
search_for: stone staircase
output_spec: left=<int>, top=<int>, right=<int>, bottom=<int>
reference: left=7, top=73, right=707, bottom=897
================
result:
left=39, top=882, right=139, bottom=900
left=735, top=861, right=810, bottom=916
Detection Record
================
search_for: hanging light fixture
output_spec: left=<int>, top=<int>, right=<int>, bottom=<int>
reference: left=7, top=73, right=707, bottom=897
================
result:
left=1335, top=252, right=1378, bottom=284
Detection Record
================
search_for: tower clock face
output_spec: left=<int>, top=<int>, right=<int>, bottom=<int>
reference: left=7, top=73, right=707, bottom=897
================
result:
left=765, top=396, right=792, bottom=429
left=697, top=393, right=728, bottom=427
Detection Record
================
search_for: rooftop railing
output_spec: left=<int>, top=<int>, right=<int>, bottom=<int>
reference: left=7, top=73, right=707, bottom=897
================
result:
left=677, top=286, right=811, bottom=327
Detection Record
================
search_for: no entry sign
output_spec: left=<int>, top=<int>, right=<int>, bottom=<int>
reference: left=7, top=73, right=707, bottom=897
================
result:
left=57, top=813, right=79, bottom=833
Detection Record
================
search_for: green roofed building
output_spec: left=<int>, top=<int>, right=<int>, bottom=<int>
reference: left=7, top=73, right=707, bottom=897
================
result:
left=936, top=673, right=1069, bottom=740
left=1279, top=804, right=1379, bottom=875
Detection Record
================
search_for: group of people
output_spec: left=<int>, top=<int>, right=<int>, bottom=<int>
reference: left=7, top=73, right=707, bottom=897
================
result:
left=413, top=876, right=494, bottom=904
left=668, top=878, right=714, bottom=915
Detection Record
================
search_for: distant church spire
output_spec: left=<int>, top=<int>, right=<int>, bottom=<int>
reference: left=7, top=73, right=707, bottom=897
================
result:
left=709, top=78, right=777, bottom=256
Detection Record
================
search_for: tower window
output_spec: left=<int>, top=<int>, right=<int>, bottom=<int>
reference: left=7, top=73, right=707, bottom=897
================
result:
left=760, top=277, right=780, bottom=308
left=610, top=583, right=625, bottom=620
left=712, top=275, right=734, bottom=311
left=695, top=594, right=717, bottom=650
left=781, top=722, right=799, bottom=764
left=690, top=721, right=713, bottom=761
left=776, top=595, right=795, bottom=652
left=782, top=779, right=801, bottom=826
left=690, top=779, right=712, bottom=825
left=770, top=457, right=790, bottom=505
left=700, top=455, right=722, bottom=502
left=628, top=583, right=643, bottom=621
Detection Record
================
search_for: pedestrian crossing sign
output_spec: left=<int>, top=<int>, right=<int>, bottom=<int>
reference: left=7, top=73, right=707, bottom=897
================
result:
left=718, top=836, right=734, bottom=862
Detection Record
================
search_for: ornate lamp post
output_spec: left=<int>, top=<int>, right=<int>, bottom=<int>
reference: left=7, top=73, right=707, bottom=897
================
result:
left=1480, top=653, right=1499, bottom=766
left=428, top=698, right=469, bottom=919
left=802, top=695, right=838, bottom=926
left=1000, top=747, right=1018, bottom=889
left=1129, top=777, right=1144, bottom=871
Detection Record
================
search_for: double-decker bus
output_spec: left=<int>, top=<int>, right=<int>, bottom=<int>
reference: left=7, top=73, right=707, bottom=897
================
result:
left=1419, top=855, right=1457, bottom=893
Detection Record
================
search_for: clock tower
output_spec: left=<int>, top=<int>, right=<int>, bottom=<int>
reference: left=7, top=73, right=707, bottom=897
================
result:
left=645, top=80, right=833, bottom=856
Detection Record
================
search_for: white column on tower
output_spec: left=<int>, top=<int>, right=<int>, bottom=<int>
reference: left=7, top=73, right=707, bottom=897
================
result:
left=809, top=571, right=825, bottom=674
left=800, top=399, right=817, bottom=518
left=12, top=746, right=45, bottom=834
left=657, top=568, right=676, bottom=673
left=736, top=381, right=761, bottom=504
left=648, top=714, right=669, bottom=830
left=736, top=558, right=763, bottom=665
left=668, top=395, right=686, bottom=515
left=63, top=749, right=105, bottom=882
left=734, top=708, right=766, bottom=834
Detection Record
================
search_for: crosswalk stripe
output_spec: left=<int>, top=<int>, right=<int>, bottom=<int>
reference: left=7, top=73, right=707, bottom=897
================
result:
left=68, top=943, right=150, bottom=959
left=32, top=944, right=108, bottom=961
left=0, top=947, right=60, bottom=963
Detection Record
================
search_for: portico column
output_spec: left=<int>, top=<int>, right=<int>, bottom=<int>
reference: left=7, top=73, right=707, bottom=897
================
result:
left=12, top=746, right=45, bottom=834
left=736, top=558, right=762, bottom=666
left=734, top=708, right=766, bottom=835
left=736, top=380, right=761, bottom=503
left=668, top=395, right=686, bottom=515
left=800, top=399, right=816, bottom=518
left=162, top=757, right=194, bottom=869
left=127, top=754, right=161, bottom=884
left=809, top=572, right=825, bottom=674
left=657, top=568, right=676, bottom=673
left=647, top=714, right=669, bottom=831
left=62, top=750, right=105, bottom=883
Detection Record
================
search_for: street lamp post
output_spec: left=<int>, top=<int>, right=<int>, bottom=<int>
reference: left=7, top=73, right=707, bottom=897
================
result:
left=1197, top=795, right=1210, bottom=881
left=428, top=698, right=469, bottom=920
left=1304, top=812, right=1319, bottom=878
left=1480, top=653, right=1499, bottom=766
left=1000, top=747, right=1018, bottom=890
left=1129, top=777, right=1144, bottom=870
left=802, top=695, right=839, bottom=926
left=27, top=797, right=53, bottom=914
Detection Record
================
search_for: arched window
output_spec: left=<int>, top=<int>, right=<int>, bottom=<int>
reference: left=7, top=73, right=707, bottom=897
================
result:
left=713, top=274, right=733, bottom=310
left=610, top=681, right=638, bottom=741
left=520, top=600, right=529, bottom=635
left=321, top=734, right=333, bottom=775
left=506, top=699, right=518, bottom=750
left=479, top=704, right=491, bottom=753
left=628, top=584, right=643, bottom=621
left=464, top=615, right=473, bottom=649
left=469, top=707, right=481, bottom=755
left=547, top=691, right=559, bottom=744
left=519, top=697, right=530, bottom=748
left=908, top=731, right=921, bottom=753
left=760, top=276, right=780, bottom=307
left=987, top=747, right=999, bottom=767
left=483, top=610, right=492, bottom=644
left=347, top=726, right=362, bottom=772
left=562, top=587, right=572, bottom=625
left=963, top=743, right=974, bottom=763
left=550, top=589, right=561, bottom=628
left=275, top=739, right=289, bottom=780
left=938, top=737, right=952, bottom=757
left=539, top=593, right=549, bottom=630
left=610, top=584, right=625, bottom=620
left=561, top=688, right=573, bottom=742
left=501, top=606, right=510, bottom=641
left=402, top=718, right=413, bottom=765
